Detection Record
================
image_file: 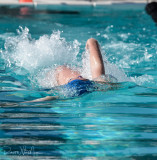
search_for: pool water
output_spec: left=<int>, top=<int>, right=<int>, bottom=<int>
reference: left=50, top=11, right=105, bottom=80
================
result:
left=0, top=4, right=157, bottom=160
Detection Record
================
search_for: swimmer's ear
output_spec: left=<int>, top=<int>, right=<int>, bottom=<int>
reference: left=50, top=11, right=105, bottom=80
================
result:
left=23, top=96, right=58, bottom=103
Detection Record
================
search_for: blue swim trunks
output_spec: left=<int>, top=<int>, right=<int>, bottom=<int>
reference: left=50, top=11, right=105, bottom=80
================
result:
left=63, top=79, right=94, bottom=97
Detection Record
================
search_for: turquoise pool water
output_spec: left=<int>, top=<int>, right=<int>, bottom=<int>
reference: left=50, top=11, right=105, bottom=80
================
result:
left=0, top=4, right=157, bottom=160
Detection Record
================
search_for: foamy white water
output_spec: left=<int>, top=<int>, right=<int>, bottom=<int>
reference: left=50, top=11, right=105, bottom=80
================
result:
left=1, top=27, right=146, bottom=88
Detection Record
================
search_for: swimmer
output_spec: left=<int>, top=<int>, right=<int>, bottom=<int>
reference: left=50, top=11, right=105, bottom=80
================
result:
left=25, top=38, right=118, bottom=102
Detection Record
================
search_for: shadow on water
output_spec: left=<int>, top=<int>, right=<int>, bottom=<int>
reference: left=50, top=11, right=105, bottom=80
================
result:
left=0, top=102, right=66, bottom=159
left=0, top=6, right=79, bottom=18
left=0, top=88, right=157, bottom=159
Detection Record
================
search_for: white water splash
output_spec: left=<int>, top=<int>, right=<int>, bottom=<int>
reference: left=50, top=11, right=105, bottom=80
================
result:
left=2, top=27, right=82, bottom=87
left=3, top=27, right=80, bottom=72
left=2, top=27, right=132, bottom=88
left=131, top=75, right=154, bottom=86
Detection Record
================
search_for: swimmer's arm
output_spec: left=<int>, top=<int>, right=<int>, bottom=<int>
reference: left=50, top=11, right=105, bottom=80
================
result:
left=24, top=96, right=59, bottom=103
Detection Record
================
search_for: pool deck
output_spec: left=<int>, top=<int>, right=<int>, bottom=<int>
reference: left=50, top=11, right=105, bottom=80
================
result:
left=0, top=0, right=147, bottom=6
